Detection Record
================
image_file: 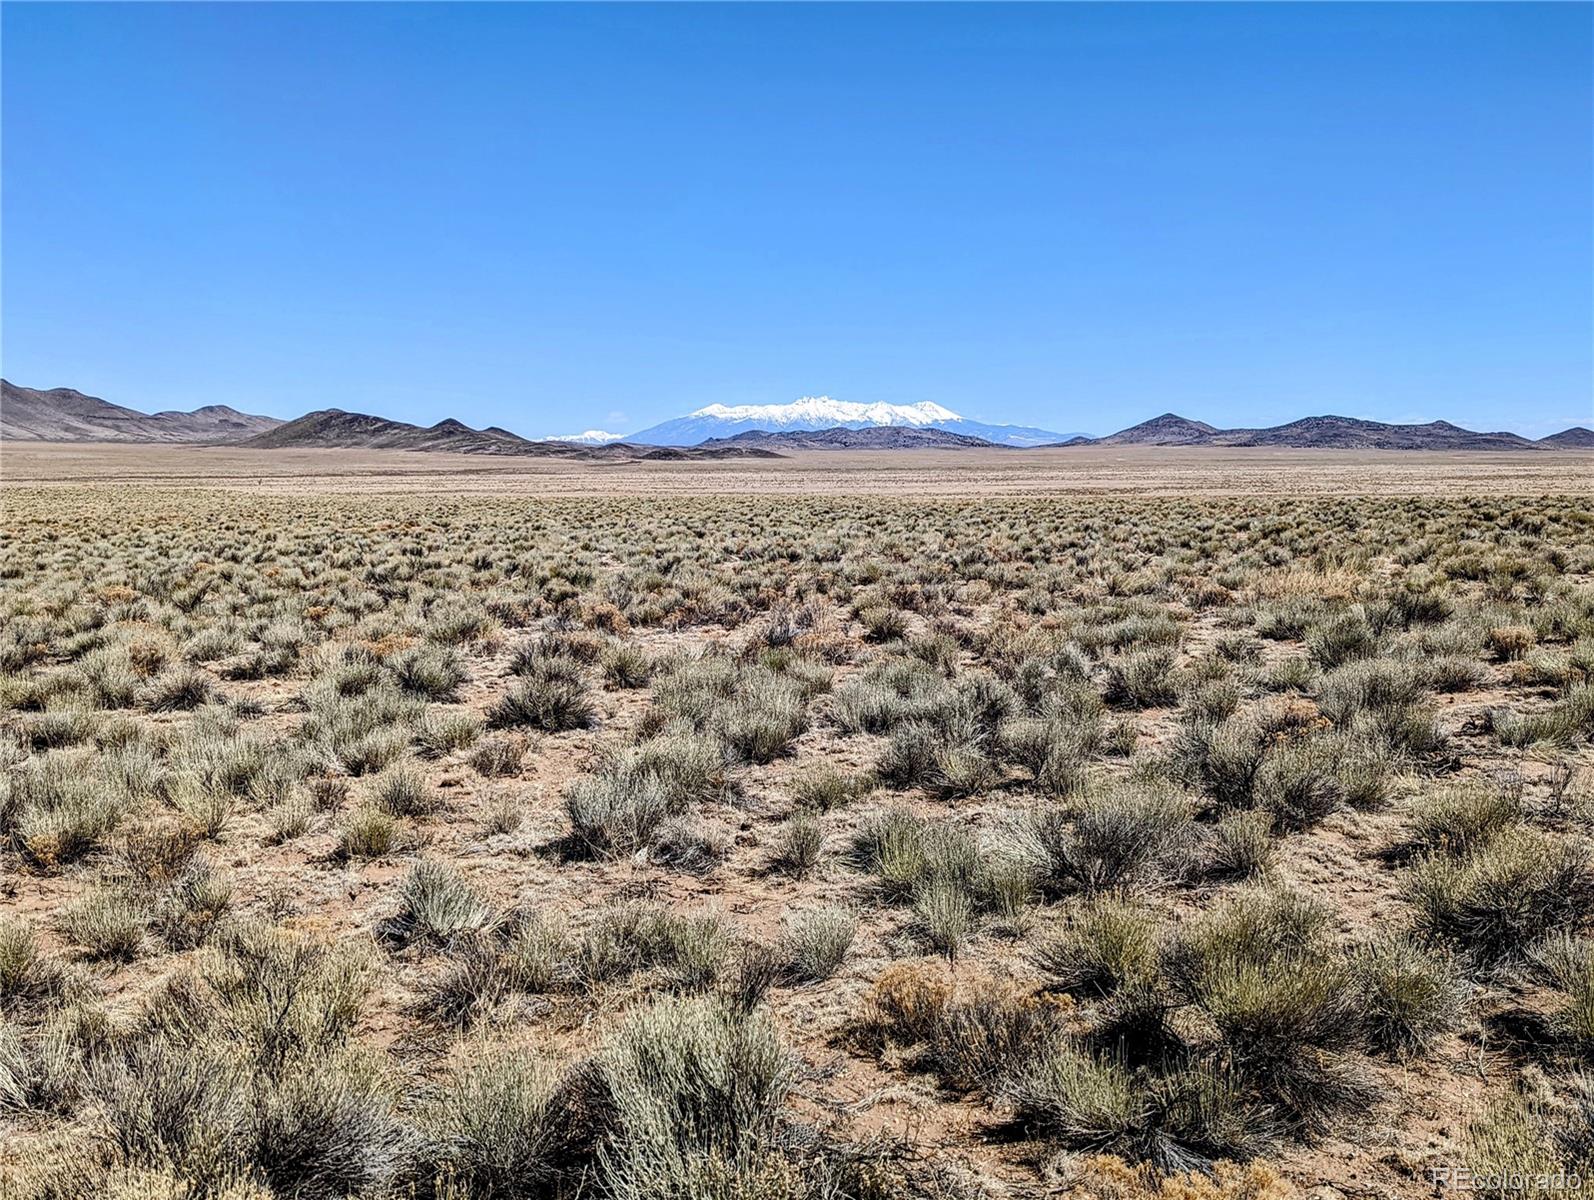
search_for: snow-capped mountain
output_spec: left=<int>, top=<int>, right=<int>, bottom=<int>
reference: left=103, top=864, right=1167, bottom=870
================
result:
left=695, top=398, right=959, bottom=427
left=546, top=429, right=624, bottom=445
left=626, top=397, right=1079, bottom=447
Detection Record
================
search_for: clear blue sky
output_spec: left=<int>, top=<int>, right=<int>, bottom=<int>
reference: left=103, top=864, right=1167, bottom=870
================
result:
left=3, top=3, right=1590, bottom=437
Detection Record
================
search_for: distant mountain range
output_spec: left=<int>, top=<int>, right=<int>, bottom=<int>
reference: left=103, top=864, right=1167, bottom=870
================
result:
left=702, top=426, right=1012, bottom=451
left=625, top=397, right=1082, bottom=447
left=240, top=410, right=781, bottom=460
left=3, top=379, right=1588, bottom=454
left=1, top=380, right=282, bottom=443
left=1060, top=412, right=1590, bottom=451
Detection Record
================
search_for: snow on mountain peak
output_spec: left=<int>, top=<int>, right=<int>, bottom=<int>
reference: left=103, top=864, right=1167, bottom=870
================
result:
left=624, top=396, right=1075, bottom=447
left=690, top=397, right=962, bottom=428
left=547, top=429, right=624, bottom=445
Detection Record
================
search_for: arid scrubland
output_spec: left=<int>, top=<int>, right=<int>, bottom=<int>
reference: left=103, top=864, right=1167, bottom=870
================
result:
left=2, top=483, right=1593, bottom=1200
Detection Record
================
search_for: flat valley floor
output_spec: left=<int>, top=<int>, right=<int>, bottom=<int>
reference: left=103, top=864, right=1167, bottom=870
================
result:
left=3, top=443, right=1593, bottom=1200
left=6, top=440, right=1593, bottom=496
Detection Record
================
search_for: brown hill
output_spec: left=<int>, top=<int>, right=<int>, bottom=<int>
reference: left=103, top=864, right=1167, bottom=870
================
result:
left=1067, top=412, right=1552, bottom=451
left=1, top=380, right=282, bottom=443
left=1218, top=416, right=1534, bottom=451
left=241, top=410, right=560, bottom=455
left=1077, top=413, right=1220, bottom=446
left=1538, top=426, right=1594, bottom=448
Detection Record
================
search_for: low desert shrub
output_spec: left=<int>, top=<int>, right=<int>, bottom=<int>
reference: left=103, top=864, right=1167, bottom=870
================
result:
left=1104, top=648, right=1180, bottom=709
left=489, top=667, right=595, bottom=732
left=594, top=995, right=794, bottom=1200
left=391, top=644, right=467, bottom=700
left=481, top=789, right=524, bottom=835
left=1408, top=783, right=1523, bottom=857
left=602, top=644, right=653, bottom=689
left=1353, top=935, right=1466, bottom=1056
left=1405, top=827, right=1594, bottom=967
left=1305, top=610, right=1378, bottom=669
left=141, top=666, right=217, bottom=712
left=770, top=811, right=823, bottom=878
left=832, top=658, right=948, bottom=735
left=0, top=919, right=67, bottom=1012
left=1495, top=684, right=1594, bottom=749
left=469, top=733, right=525, bottom=778
left=781, top=906, right=856, bottom=983
left=933, top=744, right=1001, bottom=799
left=1189, top=956, right=1370, bottom=1134
left=502, top=913, right=571, bottom=994
left=415, top=710, right=482, bottom=758
left=390, top=861, right=494, bottom=945
left=418, top=1050, right=577, bottom=1196
left=1006, top=1045, right=1274, bottom=1173
left=1172, top=717, right=1264, bottom=810
left=913, top=878, right=975, bottom=961
left=1316, top=659, right=1428, bottom=727
left=872, top=721, right=941, bottom=789
left=338, top=806, right=399, bottom=859
left=1532, top=933, right=1594, bottom=1051
left=1027, top=784, right=1196, bottom=895
left=792, top=767, right=863, bottom=812
left=265, top=796, right=313, bottom=844
left=564, top=774, right=671, bottom=858
left=717, top=670, right=807, bottom=764
left=1201, top=810, right=1275, bottom=879
left=852, top=806, right=979, bottom=902
left=1252, top=738, right=1341, bottom=832
left=151, top=856, right=234, bottom=950
left=5, top=751, right=132, bottom=868
left=369, top=765, right=437, bottom=818
left=59, top=889, right=147, bottom=962
left=869, top=963, right=1064, bottom=1096
left=1034, top=897, right=1161, bottom=997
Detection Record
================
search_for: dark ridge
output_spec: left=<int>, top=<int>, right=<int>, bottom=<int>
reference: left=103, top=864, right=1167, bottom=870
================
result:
left=240, top=408, right=785, bottom=460
left=1061, top=412, right=1558, bottom=451
left=1538, top=426, right=1594, bottom=448
left=1, top=379, right=282, bottom=444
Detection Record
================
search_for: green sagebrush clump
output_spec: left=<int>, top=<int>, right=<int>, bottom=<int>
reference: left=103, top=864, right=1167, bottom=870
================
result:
left=996, top=885, right=1457, bottom=1168
left=781, top=906, right=857, bottom=983
left=1405, top=826, right=1594, bottom=969
left=1022, top=783, right=1198, bottom=896
left=411, top=992, right=911, bottom=1200
left=489, top=655, right=596, bottom=732
left=386, top=861, right=494, bottom=946
left=564, top=727, right=731, bottom=860
left=850, top=806, right=1032, bottom=958
left=10, top=922, right=404, bottom=1200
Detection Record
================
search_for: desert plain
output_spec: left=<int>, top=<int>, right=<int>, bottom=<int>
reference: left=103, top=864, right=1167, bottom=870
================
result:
left=2, top=442, right=1592, bottom=1200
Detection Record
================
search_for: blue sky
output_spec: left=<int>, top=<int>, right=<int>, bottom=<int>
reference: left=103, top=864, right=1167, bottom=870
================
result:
left=3, top=3, right=1590, bottom=437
